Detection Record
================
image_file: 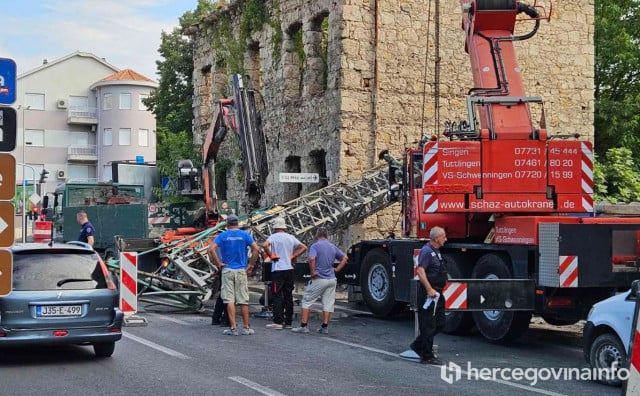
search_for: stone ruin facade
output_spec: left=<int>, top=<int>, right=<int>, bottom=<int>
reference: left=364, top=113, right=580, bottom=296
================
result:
left=188, top=0, right=594, bottom=246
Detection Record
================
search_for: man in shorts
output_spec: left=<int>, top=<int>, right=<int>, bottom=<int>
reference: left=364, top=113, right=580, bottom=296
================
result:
left=209, top=214, right=260, bottom=335
left=291, top=227, right=347, bottom=334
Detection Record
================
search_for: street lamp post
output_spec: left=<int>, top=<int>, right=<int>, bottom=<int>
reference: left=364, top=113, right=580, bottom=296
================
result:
left=19, top=164, right=36, bottom=243
left=18, top=105, right=31, bottom=242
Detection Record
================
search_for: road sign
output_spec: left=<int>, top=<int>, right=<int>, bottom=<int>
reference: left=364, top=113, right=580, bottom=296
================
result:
left=0, top=107, right=17, bottom=152
left=0, top=154, right=16, bottom=200
left=0, top=59, right=16, bottom=105
left=0, top=202, right=15, bottom=247
left=279, top=173, right=320, bottom=183
left=0, top=249, right=12, bottom=296
left=29, top=193, right=41, bottom=206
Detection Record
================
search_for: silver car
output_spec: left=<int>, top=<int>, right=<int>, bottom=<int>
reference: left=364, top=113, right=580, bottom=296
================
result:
left=0, top=242, right=123, bottom=357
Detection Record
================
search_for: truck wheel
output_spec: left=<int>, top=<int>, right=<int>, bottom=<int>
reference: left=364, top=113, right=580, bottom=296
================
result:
left=360, top=249, right=401, bottom=317
left=589, top=333, right=626, bottom=386
left=471, top=254, right=531, bottom=343
left=442, top=255, right=475, bottom=334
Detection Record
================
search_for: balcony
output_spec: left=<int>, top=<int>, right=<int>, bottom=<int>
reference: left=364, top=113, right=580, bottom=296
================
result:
left=67, top=106, right=98, bottom=125
left=68, top=145, right=98, bottom=163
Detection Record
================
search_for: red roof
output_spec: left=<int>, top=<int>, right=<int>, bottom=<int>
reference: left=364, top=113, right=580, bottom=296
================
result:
left=99, top=69, right=154, bottom=82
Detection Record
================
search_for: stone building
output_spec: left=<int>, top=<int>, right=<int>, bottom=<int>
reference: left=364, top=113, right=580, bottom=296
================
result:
left=188, top=0, right=594, bottom=244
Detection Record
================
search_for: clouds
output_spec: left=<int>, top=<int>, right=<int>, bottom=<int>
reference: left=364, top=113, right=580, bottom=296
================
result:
left=2, top=0, right=195, bottom=80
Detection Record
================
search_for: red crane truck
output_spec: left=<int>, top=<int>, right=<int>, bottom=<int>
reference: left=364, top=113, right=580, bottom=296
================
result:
left=338, top=0, right=640, bottom=342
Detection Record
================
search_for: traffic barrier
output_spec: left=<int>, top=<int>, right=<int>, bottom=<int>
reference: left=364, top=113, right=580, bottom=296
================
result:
left=32, top=221, right=52, bottom=243
left=623, top=280, right=640, bottom=395
left=119, top=252, right=147, bottom=326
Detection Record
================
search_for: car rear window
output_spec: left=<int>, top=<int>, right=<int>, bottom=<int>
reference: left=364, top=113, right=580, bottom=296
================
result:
left=12, top=251, right=108, bottom=291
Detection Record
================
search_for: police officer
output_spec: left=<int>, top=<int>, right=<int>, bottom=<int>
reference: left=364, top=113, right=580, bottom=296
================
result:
left=410, top=226, right=447, bottom=365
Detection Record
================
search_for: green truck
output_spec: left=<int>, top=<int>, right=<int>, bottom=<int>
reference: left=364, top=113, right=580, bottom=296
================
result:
left=51, top=183, right=149, bottom=259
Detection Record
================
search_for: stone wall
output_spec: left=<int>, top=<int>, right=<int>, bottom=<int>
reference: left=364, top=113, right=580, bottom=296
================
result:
left=189, top=0, right=594, bottom=245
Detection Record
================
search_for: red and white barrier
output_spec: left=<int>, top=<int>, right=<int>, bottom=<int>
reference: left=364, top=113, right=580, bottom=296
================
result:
left=119, top=252, right=138, bottom=315
left=559, top=255, right=578, bottom=288
left=443, top=281, right=468, bottom=310
left=32, top=221, right=52, bottom=243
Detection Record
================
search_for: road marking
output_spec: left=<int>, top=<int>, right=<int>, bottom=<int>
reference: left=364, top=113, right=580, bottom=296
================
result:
left=123, top=332, right=191, bottom=360
left=324, top=338, right=567, bottom=396
left=228, top=376, right=287, bottom=396
left=145, top=313, right=192, bottom=326
left=324, top=338, right=401, bottom=358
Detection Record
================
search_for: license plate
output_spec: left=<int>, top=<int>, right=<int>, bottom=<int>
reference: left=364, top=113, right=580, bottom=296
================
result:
left=37, top=305, right=82, bottom=317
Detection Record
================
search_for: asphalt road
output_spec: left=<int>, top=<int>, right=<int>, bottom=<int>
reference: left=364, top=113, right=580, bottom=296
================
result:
left=0, top=295, right=622, bottom=396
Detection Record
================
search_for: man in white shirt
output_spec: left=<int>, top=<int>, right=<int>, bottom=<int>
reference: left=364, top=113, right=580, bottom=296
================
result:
left=262, top=217, right=307, bottom=329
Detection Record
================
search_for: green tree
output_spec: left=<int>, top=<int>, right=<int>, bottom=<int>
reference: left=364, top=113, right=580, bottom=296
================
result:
left=145, top=1, right=215, bottom=199
left=594, top=147, right=640, bottom=203
left=595, top=0, right=640, bottom=157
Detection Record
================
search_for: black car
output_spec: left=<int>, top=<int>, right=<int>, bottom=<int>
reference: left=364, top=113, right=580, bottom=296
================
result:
left=0, top=242, right=123, bottom=357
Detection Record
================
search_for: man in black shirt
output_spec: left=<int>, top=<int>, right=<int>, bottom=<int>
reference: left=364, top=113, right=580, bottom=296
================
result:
left=410, top=226, right=447, bottom=365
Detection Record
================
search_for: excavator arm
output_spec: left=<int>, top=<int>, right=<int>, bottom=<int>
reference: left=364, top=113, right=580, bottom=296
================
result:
left=177, top=74, right=269, bottom=225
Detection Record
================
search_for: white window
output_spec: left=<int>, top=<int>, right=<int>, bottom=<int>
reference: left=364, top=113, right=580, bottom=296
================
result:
left=151, top=130, right=157, bottom=147
left=103, top=165, right=113, bottom=182
left=69, top=133, right=89, bottom=149
left=68, top=165, right=89, bottom=180
left=119, top=128, right=131, bottom=145
left=138, top=94, right=149, bottom=110
left=25, top=129, right=44, bottom=147
left=25, top=93, right=45, bottom=110
left=103, top=128, right=112, bottom=146
left=138, top=129, right=149, bottom=147
left=119, top=93, right=132, bottom=110
left=103, top=93, right=113, bottom=110
left=69, top=96, right=89, bottom=110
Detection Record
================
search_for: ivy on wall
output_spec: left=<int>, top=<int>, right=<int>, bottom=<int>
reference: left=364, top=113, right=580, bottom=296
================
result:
left=205, top=0, right=282, bottom=74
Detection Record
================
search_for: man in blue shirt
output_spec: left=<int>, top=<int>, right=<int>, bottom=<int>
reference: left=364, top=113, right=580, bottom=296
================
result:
left=209, top=214, right=260, bottom=336
left=291, top=227, right=347, bottom=334
left=76, top=210, right=95, bottom=247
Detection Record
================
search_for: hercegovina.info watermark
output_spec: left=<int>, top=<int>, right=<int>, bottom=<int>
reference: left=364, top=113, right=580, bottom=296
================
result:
left=440, top=361, right=628, bottom=386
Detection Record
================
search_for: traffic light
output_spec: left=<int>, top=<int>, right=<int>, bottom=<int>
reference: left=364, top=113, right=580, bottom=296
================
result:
left=28, top=206, right=39, bottom=220
left=39, top=169, right=49, bottom=184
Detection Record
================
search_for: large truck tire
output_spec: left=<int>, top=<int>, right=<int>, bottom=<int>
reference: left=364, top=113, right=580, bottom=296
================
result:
left=471, top=253, right=532, bottom=343
left=442, top=255, right=475, bottom=334
left=360, top=249, right=403, bottom=317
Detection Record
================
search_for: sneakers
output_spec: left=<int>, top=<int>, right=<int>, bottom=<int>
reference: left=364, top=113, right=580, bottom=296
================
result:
left=223, top=328, right=239, bottom=336
left=283, top=324, right=293, bottom=329
left=266, top=323, right=284, bottom=329
left=317, top=326, right=329, bottom=334
left=241, top=327, right=255, bottom=335
left=420, top=356, right=443, bottom=366
left=291, top=326, right=310, bottom=333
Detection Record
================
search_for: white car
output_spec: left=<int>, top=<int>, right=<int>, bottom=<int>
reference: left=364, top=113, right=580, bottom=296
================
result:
left=583, top=290, right=635, bottom=386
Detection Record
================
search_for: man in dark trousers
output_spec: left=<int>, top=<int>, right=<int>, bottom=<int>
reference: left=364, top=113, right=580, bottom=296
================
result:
left=262, top=217, right=307, bottom=329
left=410, top=226, right=448, bottom=365
left=76, top=210, right=95, bottom=247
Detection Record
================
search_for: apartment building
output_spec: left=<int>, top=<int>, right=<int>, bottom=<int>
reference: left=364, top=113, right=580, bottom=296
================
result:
left=15, top=51, right=158, bottom=198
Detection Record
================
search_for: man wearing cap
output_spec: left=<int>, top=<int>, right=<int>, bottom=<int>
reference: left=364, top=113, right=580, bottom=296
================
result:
left=262, top=217, right=307, bottom=329
left=209, top=214, right=260, bottom=336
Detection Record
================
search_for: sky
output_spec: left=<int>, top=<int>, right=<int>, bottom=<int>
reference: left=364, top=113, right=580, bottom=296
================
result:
left=0, top=0, right=199, bottom=80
